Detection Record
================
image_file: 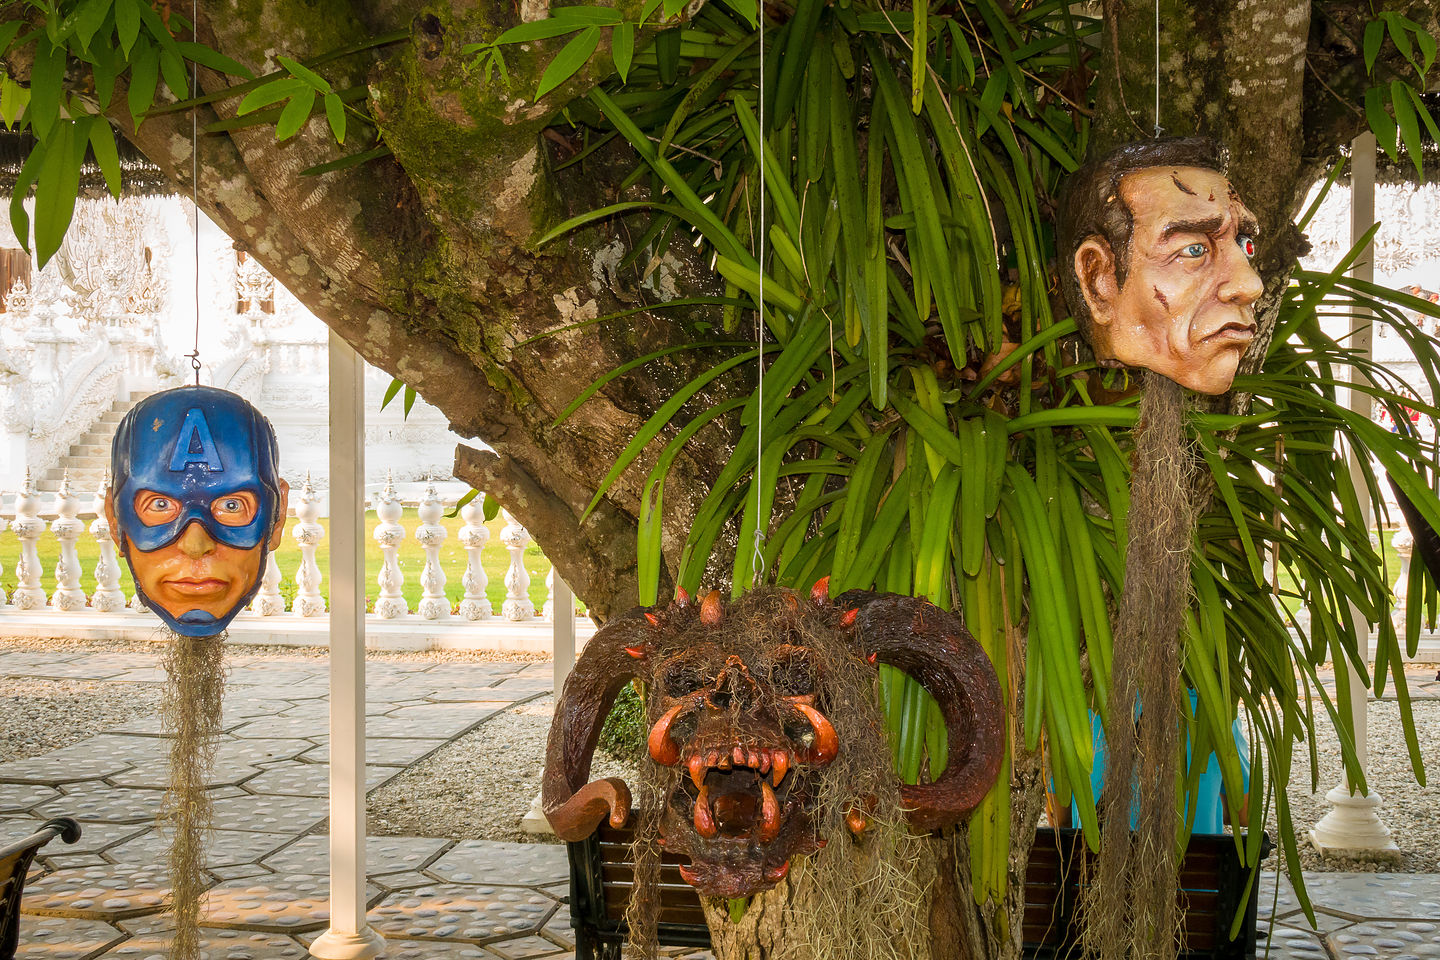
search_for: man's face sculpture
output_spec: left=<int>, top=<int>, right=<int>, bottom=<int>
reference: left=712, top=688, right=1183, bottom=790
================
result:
left=1069, top=161, right=1265, bottom=395
left=542, top=583, right=1004, bottom=899
left=105, top=387, right=288, bottom=637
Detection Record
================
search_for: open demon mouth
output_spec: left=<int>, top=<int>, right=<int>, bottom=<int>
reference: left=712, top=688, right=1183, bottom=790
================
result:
left=682, top=745, right=792, bottom=842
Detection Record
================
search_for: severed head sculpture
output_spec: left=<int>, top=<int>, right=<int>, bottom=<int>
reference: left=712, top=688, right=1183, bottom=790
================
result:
left=542, top=581, right=1004, bottom=899
left=1058, top=137, right=1265, bottom=395
left=106, top=386, right=289, bottom=637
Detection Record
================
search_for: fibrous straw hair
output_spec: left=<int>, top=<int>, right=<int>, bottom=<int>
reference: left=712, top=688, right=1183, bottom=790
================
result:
left=624, top=590, right=933, bottom=960
left=160, top=629, right=226, bottom=960
left=1081, top=374, right=1195, bottom=960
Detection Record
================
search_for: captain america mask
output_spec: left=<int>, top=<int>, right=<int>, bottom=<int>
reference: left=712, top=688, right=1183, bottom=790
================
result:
left=105, top=387, right=289, bottom=637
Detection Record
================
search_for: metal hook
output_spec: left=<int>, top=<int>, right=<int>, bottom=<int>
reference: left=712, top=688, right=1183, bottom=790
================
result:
left=186, top=349, right=201, bottom=386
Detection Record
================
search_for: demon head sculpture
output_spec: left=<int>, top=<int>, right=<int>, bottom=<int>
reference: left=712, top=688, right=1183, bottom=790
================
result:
left=542, top=581, right=1004, bottom=899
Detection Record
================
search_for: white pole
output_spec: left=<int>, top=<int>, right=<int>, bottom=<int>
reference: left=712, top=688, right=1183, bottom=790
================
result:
left=1309, top=131, right=1399, bottom=858
left=310, top=332, right=385, bottom=958
left=521, top=573, right=576, bottom=835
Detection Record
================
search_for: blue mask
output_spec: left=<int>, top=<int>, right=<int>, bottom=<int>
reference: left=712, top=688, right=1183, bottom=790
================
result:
left=110, top=387, right=284, bottom=637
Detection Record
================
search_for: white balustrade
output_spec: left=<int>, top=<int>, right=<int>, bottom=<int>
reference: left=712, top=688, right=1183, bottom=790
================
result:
left=415, top=482, right=449, bottom=620
left=500, top=509, right=535, bottom=620
left=89, top=480, right=126, bottom=612
left=292, top=473, right=327, bottom=617
left=252, top=554, right=285, bottom=615
left=457, top=494, right=492, bottom=620
left=11, top=472, right=47, bottom=610
left=373, top=473, right=407, bottom=619
left=49, top=474, right=87, bottom=611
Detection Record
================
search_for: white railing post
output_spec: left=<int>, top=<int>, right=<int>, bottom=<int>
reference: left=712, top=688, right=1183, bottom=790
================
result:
left=1392, top=514, right=1414, bottom=617
left=49, top=473, right=86, bottom=611
left=11, top=471, right=47, bottom=610
left=415, top=481, right=449, bottom=620
left=373, top=472, right=407, bottom=619
left=293, top=473, right=327, bottom=617
left=90, top=480, right=126, bottom=612
left=457, top=493, right=492, bottom=620
left=500, top=509, right=535, bottom=620
left=252, top=553, right=285, bottom=615
left=0, top=506, right=8, bottom=606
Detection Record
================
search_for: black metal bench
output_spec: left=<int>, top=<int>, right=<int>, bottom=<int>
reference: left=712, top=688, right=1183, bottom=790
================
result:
left=0, top=818, right=81, bottom=960
left=565, top=817, right=1270, bottom=960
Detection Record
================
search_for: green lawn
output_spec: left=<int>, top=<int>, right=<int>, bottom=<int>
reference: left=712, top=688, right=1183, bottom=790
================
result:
left=0, top=512, right=560, bottom=615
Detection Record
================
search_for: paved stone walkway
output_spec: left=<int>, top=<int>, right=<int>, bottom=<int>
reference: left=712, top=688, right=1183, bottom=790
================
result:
left=1, top=649, right=1436, bottom=959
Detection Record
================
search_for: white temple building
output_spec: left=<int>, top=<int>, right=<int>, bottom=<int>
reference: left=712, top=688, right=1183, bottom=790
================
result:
left=0, top=195, right=472, bottom=506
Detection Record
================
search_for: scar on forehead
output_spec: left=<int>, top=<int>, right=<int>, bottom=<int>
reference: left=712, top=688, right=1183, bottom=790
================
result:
left=1153, top=286, right=1169, bottom=309
left=1170, top=173, right=1197, bottom=196
left=152, top=418, right=163, bottom=432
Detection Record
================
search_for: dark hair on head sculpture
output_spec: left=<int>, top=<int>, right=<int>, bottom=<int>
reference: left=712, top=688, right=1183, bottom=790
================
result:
left=106, top=386, right=289, bottom=637
left=1056, top=137, right=1263, bottom=396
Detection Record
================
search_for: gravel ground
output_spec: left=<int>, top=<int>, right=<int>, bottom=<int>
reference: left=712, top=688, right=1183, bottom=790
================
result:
left=0, top=677, right=163, bottom=761
left=367, top=695, right=640, bottom=844
left=1264, top=697, right=1440, bottom=874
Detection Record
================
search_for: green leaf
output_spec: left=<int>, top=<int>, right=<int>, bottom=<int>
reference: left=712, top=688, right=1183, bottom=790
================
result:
left=9, top=144, right=45, bottom=253
left=301, top=145, right=394, bottom=177
left=34, top=119, right=86, bottom=267
left=1363, top=18, right=1384, bottom=75
left=491, top=20, right=585, bottom=45
left=0, top=20, right=23, bottom=59
left=28, top=41, right=65, bottom=140
left=717, top=0, right=757, bottom=27
left=1385, top=14, right=1415, bottom=67
left=276, top=86, right=317, bottom=140
left=612, top=22, right=634, bottom=83
left=237, top=77, right=307, bottom=115
left=178, top=41, right=255, bottom=79
left=482, top=493, right=501, bottom=522
left=88, top=120, right=122, bottom=198
left=381, top=378, right=404, bottom=411
left=159, top=45, right=190, bottom=101
left=403, top=385, right=417, bottom=418
left=73, top=0, right=110, bottom=51
left=279, top=54, right=331, bottom=93
left=90, top=39, right=119, bottom=109
left=115, top=0, right=141, bottom=58
left=1391, top=79, right=1424, bottom=179
left=126, top=40, right=160, bottom=129
left=1417, top=27, right=1437, bottom=77
left=536, top=25, right=601, bottom=100
left=553, top=6, right=624, bottom=24
left=0, top=77, right=30, bottom=129
left=323, top=91, right=346, bottom=143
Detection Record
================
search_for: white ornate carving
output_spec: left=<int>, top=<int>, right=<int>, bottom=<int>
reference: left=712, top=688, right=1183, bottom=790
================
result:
left=48, top=473, right=86, bottom=610
left=251, top=554, right=285, bottom=615
left=457, top=493, right=492, bottom=620
left=415, top=481, right=450, bottom=620
left=500, top=509, right=535, bottom=620
left=11, top=471, right=46, bottom=609
left=293, top=472, right=326, bottom=617
left=0, top=507, right=7, bottom=605
left=543, top=567, right=555, bottom=620
left=373, top=472, right=408, bottom=619
left=89, top=478, right=126, bottom=612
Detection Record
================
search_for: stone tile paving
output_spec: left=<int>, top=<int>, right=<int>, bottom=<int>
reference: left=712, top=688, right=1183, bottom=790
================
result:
left=2, top=651, right=1436, bottom=959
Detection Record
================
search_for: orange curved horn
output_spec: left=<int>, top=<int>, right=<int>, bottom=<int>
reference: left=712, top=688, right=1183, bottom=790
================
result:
left=791, top=702, right=839, bottom=765
left=545, top=778, right=632, bottom=841
left=647, top=701, right=690, bottom=765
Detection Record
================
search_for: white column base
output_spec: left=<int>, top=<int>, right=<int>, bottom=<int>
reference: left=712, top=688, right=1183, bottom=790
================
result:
left=309, top=926, right=386, bottom=959
left=1309, top=783, right=1402, bottom=860
left=520, top=791, right=554, bottom=835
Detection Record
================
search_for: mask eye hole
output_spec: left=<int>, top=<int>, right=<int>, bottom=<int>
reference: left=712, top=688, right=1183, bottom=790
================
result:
left=1237, top=234, right=1256, bottom=258
left=134, top=491, right=181, bottom=526
left=766, top=645, right=817, bottom=697
left=211, top=492, right=258, bottom=526
left=662, top=659, right=706, bottom=699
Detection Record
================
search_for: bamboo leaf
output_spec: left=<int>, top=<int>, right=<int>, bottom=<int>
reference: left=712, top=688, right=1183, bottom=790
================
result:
left=279, top=54, right=332, bottom=92
left=612, top=22, right=635, bottom=82
left=537, top=26, right=602, bottom=100
left=276, top=86, right=317, bottom=140
left=323, top=92, right=346, bottom=143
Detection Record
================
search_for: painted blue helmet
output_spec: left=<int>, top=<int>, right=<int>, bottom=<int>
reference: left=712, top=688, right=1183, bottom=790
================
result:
left=110, top=386, right=284, bottom=636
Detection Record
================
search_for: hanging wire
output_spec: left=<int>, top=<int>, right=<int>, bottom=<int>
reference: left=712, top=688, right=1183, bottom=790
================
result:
left=751, top=6, right=767, bottom=584
left=1152, top=0, right=1163, bottom=138
left=185, top=0, right=202, bottom=385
